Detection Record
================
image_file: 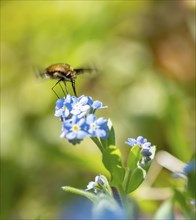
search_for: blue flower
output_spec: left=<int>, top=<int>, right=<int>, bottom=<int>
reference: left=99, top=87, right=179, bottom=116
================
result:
left=173, top=159, right=196, bottom=179
left=85, top=114, right=108, bottom=139
left=55, top=95, right=109, bottom=144
left=54, top=94, right=74, bottom=119
left=86, top=174, right=112, bottom=195
left=183, top=160, right=196, bottom=175
left=125, top=136, right=147, bottom=147
left=125, top=136, right=153, bottom=163
left=91, top=100, right=108, bottom=111
left=55, top=95, right=107, bottom=119
left=60, top=116, right=87, bottom=144
left=55, top=98, right=65, bottom=117
left=70, top=95, right=91, bottom=118
left=86, top=175, right=100, bottom=193
left=140, top=142, right=152, bottom=157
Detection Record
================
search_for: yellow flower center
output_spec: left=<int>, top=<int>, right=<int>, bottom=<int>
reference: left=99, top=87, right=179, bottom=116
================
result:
left=74, top=103, right=79, bottom=109
left=91, top=123, right=97, bottom=129
left=72, top=125, right=79, bottom=131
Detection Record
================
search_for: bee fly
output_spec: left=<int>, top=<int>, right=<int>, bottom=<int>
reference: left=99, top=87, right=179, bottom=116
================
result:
left=40, top=63, right=95, bottom=98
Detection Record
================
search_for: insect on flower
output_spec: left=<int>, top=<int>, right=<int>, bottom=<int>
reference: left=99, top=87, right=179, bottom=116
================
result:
left=40, top=63, right=96, bottom=98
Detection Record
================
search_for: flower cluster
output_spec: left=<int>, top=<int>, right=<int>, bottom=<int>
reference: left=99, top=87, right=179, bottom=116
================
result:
left=125, top=136, right=153, bottom=163
left=55, top=95, right=109, bottom=144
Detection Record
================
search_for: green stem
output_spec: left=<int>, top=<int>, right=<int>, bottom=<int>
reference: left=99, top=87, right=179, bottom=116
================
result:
left=91, top=137, right=104, bottom=153
left=123, top=168, right=131, bottom=193
left=116, top=184, right=127, bottom=208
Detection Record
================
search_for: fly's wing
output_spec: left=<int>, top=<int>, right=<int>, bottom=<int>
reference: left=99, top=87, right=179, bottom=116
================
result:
left=32, top=65, right=45, bottom=79
left=74, top=63, right=98, bottom=75
left=74, top=68, right=98, bottom=75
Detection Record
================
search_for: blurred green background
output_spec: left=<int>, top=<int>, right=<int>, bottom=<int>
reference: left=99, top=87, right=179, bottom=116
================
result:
left=1, top=1, right=195, bottom=219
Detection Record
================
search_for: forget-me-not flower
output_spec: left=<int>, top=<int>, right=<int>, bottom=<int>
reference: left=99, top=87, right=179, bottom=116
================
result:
left=86, top=174, right=112, bottom=195
left=125, top=136, right=153, bottom=163
left=70, top=95, right=91, bottom=118
left=55, top=94, right=73, bottom=119
left=60, top=116, right=87, bottom=144
left=85, top=114, right=108, bottom=139
left=91, top=100, right=108, bottom=111
left=55, top=95, right=109, bottom=144
left=125, top=136, right=147, bottom=147
left=183, top=160, right=196, bottom=175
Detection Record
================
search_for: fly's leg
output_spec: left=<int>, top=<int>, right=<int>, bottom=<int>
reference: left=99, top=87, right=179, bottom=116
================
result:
left=63, top=81, right=69, bottom=96
left=58, top=81, right=66, bottom=97
left=51, top=79, right=62, bottom=98
left=71, top=79, right=77, bottom=97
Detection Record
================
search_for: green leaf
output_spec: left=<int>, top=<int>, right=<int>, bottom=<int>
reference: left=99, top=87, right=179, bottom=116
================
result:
left=100, top=119, right=115, bottom=148
left=102, top=145, right=125, bottom=186
left=123, top=145, right=141, bottom=192
left=127, top=145, right=141, bottom=173
left=126, top=166, right=146, bottom=193
left=124, top=145, right=156, bottom=193
left=91, top=137, right=104, bottom=153
left=62, top=186, right=97, bottom=202
left=186, top=155, right=196, bottom=199
left=107, top=119, right=115, bottom=146
left=173, top=188, right=192, bottom=218
left=187, top=171, right=196, bottom=200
